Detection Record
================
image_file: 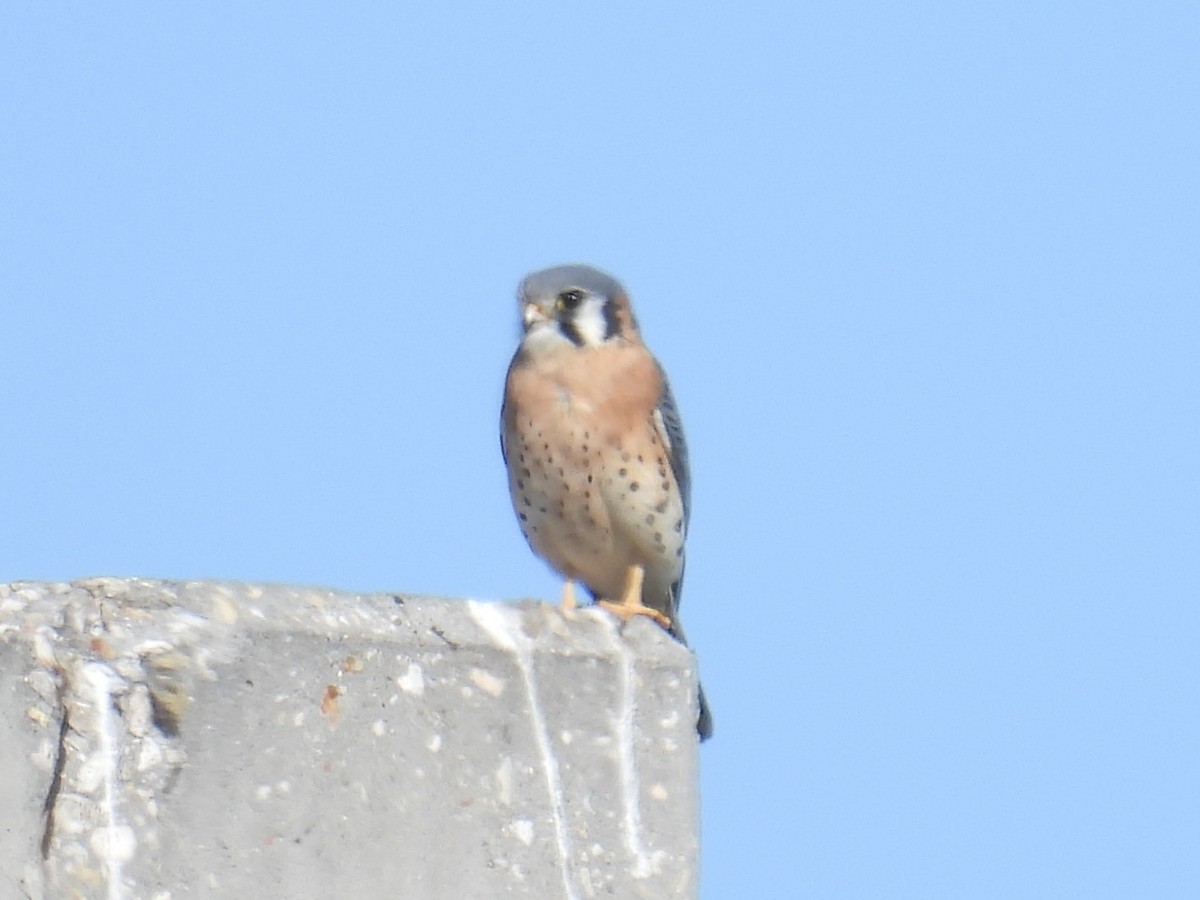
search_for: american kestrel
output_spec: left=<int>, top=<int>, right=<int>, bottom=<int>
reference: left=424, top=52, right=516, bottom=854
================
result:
left=501, top=264, right=712, bottom=740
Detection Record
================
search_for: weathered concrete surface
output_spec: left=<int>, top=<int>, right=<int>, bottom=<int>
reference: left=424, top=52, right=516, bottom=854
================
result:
left=0, top=579, right=701, bottom=899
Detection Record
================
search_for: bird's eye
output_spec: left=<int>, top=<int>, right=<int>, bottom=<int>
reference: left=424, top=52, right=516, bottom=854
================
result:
left=556, top=289, right=585, bottom=311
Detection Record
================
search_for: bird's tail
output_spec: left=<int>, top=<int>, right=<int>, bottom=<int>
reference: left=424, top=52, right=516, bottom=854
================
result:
left=665, top=596, right=713, bottom=741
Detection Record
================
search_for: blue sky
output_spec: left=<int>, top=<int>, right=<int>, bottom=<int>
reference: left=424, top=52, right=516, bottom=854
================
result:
left=3, top=2, right=1197, bottom=896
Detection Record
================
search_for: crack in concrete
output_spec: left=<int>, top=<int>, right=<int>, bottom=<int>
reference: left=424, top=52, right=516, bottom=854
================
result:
left=39, top=687, right=69, bottom=860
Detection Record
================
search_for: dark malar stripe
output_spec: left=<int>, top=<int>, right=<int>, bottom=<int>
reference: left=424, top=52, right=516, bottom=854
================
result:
left=559, top=317, right=586, bottom=347
left=602, top=299, right=621, bottom=340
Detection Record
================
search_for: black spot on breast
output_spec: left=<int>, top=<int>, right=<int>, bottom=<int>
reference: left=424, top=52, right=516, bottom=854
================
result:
left=619, top=468, right=628, bottom=477
left=645, top=514, right=656, bottom=526
left=674, top=519, right=683, bottom=532
left=661, top=481, right=670, bottom=491
left=629, top=482, right=640, bottom=492
left=519, top=512, right=528, bottom=521
left=655, top=500, right=668, bottom=513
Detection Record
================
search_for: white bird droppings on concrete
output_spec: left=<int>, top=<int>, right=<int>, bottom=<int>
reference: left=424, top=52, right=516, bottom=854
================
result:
left=396, top=662, right=425, bottom=696
left=600, top=620, right=658, bottom=879
left=83, top=662, right=130, bottom=900
left=90, top=826, right=137, bottom=865
left=468, top=601, right=579, bottom=900
left=77, top=752, right=108, bottom=794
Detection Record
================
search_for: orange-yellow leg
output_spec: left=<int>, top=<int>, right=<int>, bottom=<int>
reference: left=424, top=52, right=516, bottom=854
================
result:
left=559, top=580, right=578, bottom=615
left=598, top=565, right=672, bottom=629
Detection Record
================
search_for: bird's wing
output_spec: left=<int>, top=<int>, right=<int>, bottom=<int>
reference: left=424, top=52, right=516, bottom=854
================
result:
left=652, top=364, right=691, bottom=530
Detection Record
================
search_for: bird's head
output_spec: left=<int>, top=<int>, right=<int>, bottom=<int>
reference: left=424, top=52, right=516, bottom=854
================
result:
left=516, top=264, right=639, bottom=351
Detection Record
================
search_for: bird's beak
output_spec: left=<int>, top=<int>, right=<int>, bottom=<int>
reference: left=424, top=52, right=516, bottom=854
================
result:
left=523, top=302, right=548, bottom=328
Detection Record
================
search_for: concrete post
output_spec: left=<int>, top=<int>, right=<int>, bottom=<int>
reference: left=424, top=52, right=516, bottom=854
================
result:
left=0, top=579, right=701, bottom=899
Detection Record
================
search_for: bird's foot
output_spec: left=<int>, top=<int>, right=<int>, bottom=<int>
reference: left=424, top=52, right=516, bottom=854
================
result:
left=559, top=580, right=579, bottom=618
left=598, top=564, right=672, bottom=629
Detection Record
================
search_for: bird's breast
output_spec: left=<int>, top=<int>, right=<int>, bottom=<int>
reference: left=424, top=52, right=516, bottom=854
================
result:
left=502, top=342, right=682, bottom=600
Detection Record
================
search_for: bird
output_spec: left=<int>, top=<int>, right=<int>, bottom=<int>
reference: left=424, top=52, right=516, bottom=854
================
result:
left=500, top=263, right=712, bottom=740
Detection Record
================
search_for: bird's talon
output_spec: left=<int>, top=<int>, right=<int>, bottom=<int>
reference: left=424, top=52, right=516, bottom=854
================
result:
left=599, top=598, right=671, bottom=628
left=597, top=564, right=671, bottom=628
